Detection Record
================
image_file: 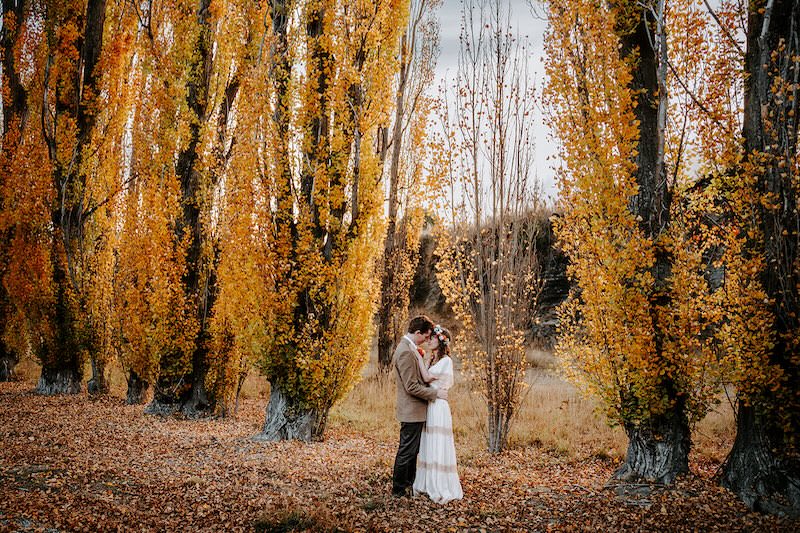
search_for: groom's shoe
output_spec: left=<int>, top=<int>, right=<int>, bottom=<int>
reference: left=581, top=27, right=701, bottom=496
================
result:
left=391, top=487, right=411, bottom=498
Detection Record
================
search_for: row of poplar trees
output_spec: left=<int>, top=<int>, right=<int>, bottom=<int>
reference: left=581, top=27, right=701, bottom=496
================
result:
left=0, top=0, right=428, bottom=441
left=546, top=0, right=799, bottom=517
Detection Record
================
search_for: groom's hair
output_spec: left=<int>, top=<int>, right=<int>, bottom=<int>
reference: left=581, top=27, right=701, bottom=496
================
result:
left=407, top=315, right=434, bottom=335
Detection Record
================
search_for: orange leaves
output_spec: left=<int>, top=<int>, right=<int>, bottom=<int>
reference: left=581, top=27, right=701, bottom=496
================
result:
left=1, top=0, right=97, bottom=370
left=546, top=0, right=796, bottom=441
left=198, top=0, right=408, bottom=424
left=114, top=172, right=196, bottom=385
left=2, top=379, right=795, bottom=531
left=547, top=0, right=713, bottom=427
left=667, top=0, right=744, bottom=183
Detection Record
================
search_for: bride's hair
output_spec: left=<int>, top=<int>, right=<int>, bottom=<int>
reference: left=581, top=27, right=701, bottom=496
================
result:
left=432, top=326, right=452, bottom=359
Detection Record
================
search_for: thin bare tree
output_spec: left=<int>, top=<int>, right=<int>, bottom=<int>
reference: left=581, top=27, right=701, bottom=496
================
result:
left=434, top=0, right=542, bottom=453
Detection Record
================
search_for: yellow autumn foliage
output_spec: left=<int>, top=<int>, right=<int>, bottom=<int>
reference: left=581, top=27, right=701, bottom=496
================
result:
left=206, top=0, right=406, bottom=428
left=545, top=0, right=781, bottom=428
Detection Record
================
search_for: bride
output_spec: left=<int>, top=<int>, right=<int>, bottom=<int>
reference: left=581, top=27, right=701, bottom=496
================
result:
left=413, top=325, right=463, bottom=504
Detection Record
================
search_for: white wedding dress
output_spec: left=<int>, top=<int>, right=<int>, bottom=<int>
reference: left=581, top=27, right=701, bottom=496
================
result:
left=413, top=356, right=463, bottom=503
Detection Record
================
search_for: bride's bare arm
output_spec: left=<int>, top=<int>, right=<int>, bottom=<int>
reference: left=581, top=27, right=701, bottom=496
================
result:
left=416, top=355, right=438, bottom=383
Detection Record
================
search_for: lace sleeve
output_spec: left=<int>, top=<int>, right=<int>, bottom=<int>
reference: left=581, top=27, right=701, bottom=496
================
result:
left=438, top=357, right=454, bottom=390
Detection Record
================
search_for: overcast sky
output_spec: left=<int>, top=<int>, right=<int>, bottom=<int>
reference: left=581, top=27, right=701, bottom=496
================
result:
left=432, top=0, right=558, bottom=202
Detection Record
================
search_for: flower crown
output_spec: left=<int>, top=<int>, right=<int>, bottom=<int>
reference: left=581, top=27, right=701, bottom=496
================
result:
left=432, top=325, right=450, bottom=346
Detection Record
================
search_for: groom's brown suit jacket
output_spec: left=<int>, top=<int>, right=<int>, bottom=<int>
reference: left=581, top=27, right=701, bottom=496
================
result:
left=394, top=337, right=438, bottom=422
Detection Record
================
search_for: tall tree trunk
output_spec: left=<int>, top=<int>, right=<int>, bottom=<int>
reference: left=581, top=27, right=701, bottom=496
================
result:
left=721, top=0, right=800, bottom=516
left=35, top=0, right=107, bottom=395
left=36, top=367, right=81, bottom=395
left=260, top=0, right=296, bottom=436
left=254, top=386, right=326, bottom=442
left=377, top=31, right=410, bottom=372
left=487, top=403, right=512, bottom=454
left=150, top=0, right=215, bottom=416
left=178, top=0, right=214, bottom=417
left=126, top=370, right=149, bottom=405
left=37, top=254, right=84, bottom=394
left=40, top=226, right=84, bottom=395
left=259, top=0, right=398, bottom=442
left=723, top=404, right=800, bottom=516
left=0, top=349, right=18, bottom=381
left=615, top=398, right=690, bottom=484
left=82, top=0, right=109, bottom=395
left=87, top=355, right=108, bottom=395
left=262, top=0, right=333, bottom=440
left=612, top=1, right=688, bottom=483
left=0, top=0, right=29, bottom=383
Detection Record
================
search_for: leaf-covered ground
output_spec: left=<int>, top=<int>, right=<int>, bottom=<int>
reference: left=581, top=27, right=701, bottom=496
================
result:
left=1, top=381, right=798, bottom=532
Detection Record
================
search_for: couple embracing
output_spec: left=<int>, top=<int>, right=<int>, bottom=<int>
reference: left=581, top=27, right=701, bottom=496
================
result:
left=391, top=315, right=463, bottom=504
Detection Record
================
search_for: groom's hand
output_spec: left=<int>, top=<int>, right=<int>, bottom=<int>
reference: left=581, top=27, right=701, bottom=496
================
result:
left=436, top=389, right=448, bottom=400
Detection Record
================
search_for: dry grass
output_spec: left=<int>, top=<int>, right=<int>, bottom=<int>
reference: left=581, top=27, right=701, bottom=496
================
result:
left=692, top=394, right=737, bottom=466
left=11, top=357, right=42, bottom=383
left=328, top=349, right=628, bottom=464
left=329, top=347, right=736, bottom=468
left=12, top=347, right=735, bottom=467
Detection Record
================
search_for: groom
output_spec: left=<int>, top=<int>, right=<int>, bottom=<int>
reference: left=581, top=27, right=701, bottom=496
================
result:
left=391, top=315, right=448, bottom=497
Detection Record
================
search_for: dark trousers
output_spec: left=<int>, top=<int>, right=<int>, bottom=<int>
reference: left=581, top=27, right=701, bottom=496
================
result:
left=392, top=421, right=424, bottom=495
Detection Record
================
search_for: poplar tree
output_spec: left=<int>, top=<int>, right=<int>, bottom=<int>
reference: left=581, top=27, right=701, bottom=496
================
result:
left=376, top=0, right=440, bottom=372
left=434, top=0, right=542, bottom=453
left=245, top=0, right=407, bottom=441
left=547, top=0, right=694, bottom=483
left=0, top=0, right=28, bottom=382
left=721, top=0, right=800, bottom=516
left=0, top=0, right=110, bottom=394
